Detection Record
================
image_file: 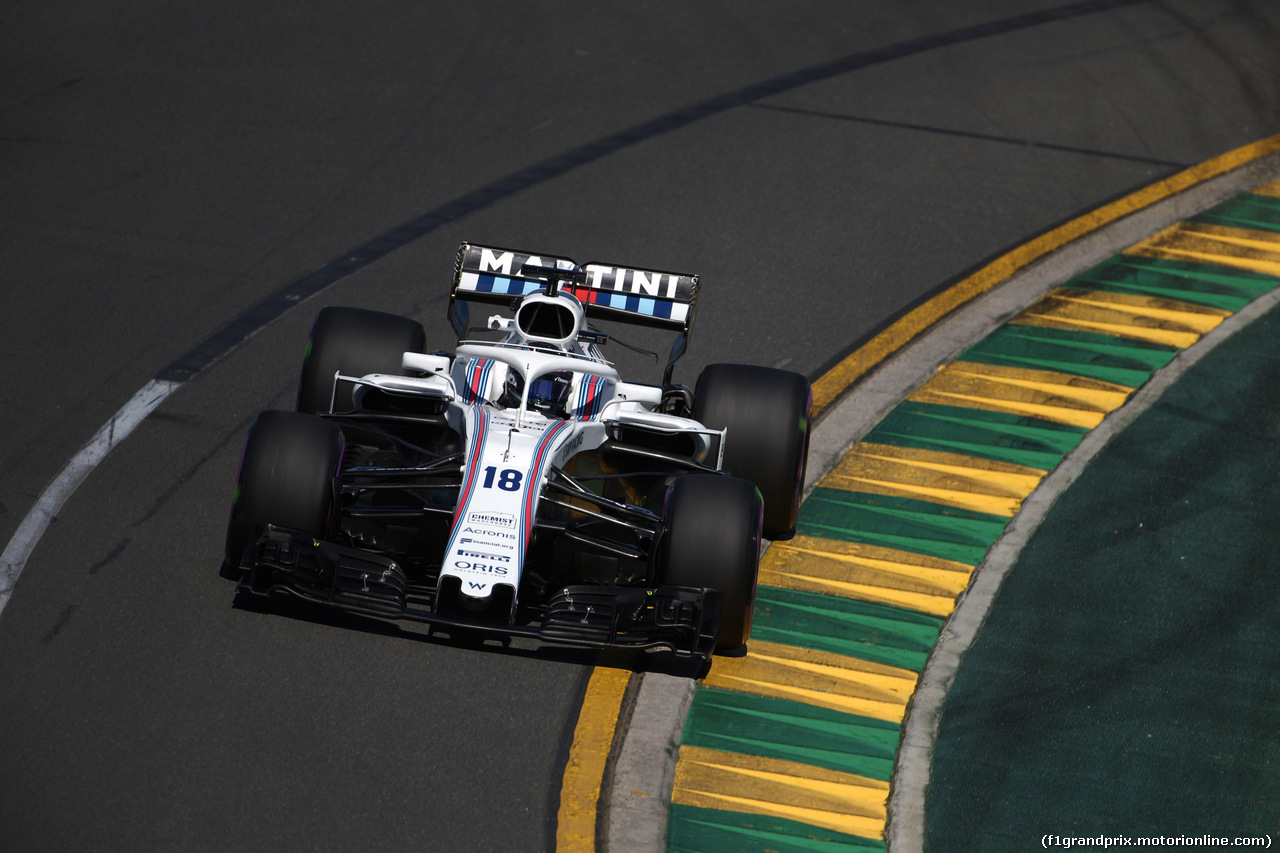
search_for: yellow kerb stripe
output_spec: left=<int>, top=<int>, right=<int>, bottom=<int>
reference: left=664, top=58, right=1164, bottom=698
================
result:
left=907, top=361, right=1133, bottom=429
left=1125, top=221, right=1280, bottom=278
left=1252, top=177, right=1280, bottom=197
left=1013, top=288, right=1228, bottom=349
left=822, top=442, right=1046, bottom=517
left=672, top=745, right=888, bottom=839
left=700, top=640, right=917, bottom=722
left=760, top=534, right=974, bottom=613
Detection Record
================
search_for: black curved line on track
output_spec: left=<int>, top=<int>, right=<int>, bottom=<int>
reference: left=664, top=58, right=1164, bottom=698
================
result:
left=749, top=103, right=1189, bottom=169
left=157, top=0, right=1146, bottom=384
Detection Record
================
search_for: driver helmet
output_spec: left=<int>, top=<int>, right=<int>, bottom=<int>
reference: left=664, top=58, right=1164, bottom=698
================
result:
left=497, top=369, right=524, bottom=409
left=528, top=371, right=573, bottom=418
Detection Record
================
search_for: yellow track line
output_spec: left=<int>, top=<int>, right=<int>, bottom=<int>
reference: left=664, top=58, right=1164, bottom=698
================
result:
left=556, top=667, right=632, bottom=852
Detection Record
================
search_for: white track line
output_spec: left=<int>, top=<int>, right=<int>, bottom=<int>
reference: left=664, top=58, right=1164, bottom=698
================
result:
left=0, top=379, right=181, bottom=617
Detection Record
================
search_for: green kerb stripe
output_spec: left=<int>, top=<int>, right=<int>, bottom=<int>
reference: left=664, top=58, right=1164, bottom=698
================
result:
left=1062, top=255, right=1279, bottom=310
left=752, top=586, right=942, bottom=672
left=864, top=402, right=1088, bottom=473
left=799, top=488, right=1006, bottom=565
left=681, top=687, right=900, bottom=781
left=1192, top=191, right=1280, bottom=233
left=960, top=323, right=1177, bottom=387
left=667, top=803, right=886, bottom=852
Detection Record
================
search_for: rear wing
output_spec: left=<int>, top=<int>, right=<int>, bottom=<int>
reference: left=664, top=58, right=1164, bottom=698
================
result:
left=449, top=242, right=700, bottom=383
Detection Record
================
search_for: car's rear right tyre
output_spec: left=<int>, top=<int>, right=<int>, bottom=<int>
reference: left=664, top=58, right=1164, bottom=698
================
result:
left=224, top=410, right=345, bottom=569
left=660, top=474, right=763, bottom=651
left=296, top=306, right=427, bottom=415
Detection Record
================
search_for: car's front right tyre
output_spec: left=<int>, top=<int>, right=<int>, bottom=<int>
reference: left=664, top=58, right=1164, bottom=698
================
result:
left=660, top=474, right=763, bottom=651
left=224, top=410, right=345, bottom=570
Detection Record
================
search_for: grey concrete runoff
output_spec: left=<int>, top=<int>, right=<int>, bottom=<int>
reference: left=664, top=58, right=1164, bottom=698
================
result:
left=601, top=150, right=1280, bottom=853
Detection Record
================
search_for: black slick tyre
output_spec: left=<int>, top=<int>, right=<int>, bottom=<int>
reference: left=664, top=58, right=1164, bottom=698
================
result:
left=693, top=363, right=812, bottom=540
left=296, top=306, right=427, bottom=415
left=224, top=410, right=345, bottom=569
left=661, top=474, right=763, bottom=651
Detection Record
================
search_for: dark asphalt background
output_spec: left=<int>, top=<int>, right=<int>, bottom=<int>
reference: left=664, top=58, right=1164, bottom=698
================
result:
left=2, top=2, right=1279, bottom=850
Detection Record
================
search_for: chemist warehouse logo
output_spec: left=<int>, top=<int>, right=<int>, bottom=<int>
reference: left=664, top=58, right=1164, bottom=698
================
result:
left=467, top=511, right=515, bottom=529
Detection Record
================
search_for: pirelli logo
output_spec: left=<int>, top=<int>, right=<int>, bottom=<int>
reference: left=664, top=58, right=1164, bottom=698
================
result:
left=457, top=548, right=510, bottom=563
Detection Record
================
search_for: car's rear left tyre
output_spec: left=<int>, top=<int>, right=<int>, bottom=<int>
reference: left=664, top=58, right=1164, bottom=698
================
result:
left=296, top=306, right=427, bottom=415
left=224, top=410, right=345, bottom=569
left=694, top=363, right=812, bottom=540
left=660, top=474, right=763, bottom=651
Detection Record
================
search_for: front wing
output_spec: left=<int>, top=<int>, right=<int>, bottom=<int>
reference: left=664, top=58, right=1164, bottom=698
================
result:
left=235, top=525, right=720, bottom=660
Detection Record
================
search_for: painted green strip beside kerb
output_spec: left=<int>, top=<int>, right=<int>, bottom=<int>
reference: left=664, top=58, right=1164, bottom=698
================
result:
left=682, top=687, right=900, bottom=781
left=923, top=280, right=1280, bottom=848
left=752, top=586, right=943, bottom=673
left=1062, top=255, right=1280, bottom=310
left=865, top=402, right=1089, bottom=470
left=1192, top=189, right=1280, bottom=232
left=801, top=488, right=1008, bottom=566
left=667, top=803, right=886, bottom=853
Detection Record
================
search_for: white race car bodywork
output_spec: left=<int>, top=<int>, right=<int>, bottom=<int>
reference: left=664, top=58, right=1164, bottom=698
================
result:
left=351, top=327, right=723, bottom=613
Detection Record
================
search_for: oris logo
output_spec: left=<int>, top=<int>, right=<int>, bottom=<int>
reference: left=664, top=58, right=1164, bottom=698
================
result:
left=450, top=559, right=508, bottom=576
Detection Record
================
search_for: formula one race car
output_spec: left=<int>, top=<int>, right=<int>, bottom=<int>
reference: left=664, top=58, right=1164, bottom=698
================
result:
left=225, top=243, right=811, bottom=659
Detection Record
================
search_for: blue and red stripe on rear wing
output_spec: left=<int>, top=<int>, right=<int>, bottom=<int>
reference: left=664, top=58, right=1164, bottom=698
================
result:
left=450, top=243, right=698, bottom=332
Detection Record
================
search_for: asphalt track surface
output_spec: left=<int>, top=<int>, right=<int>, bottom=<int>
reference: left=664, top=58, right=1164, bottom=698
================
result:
left=2, top=3, right=1279, bottom=851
